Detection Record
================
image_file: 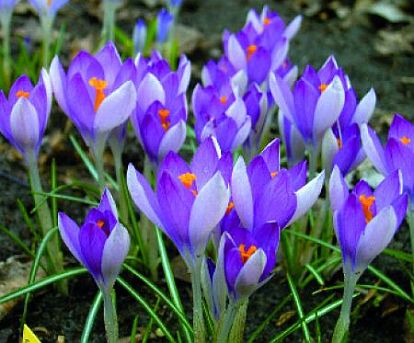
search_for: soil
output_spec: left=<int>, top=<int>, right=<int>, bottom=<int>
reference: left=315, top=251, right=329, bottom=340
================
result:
left=0, top=0, right=413, bottom=342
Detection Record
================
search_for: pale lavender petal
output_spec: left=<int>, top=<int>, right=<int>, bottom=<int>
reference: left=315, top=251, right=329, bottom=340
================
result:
left=283, top=15, right=302, bottom=39
left=360, top=124, right=389, bottom=175
left=58, top=212, right=84, bottom=265
left=10, top=98, right=39, bottom=152
left=230, top=118, right=251, bottom=151
left=158, top=120, right=187, bottom=160
left=137, top=73, right=166, bottom=112
left=98, top=188, right=118, bottom=219
left=321, top=128, right=339, bottom=173
left=329, top=165, right=349, bottom=212
left=352, top=88, right=376, bottom=125
left=269, top=72, right=295, bottom=123
left=227, top=34, right=246, bottom=70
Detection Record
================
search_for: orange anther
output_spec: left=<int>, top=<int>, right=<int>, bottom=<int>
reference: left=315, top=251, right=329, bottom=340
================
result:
left=96, top=220, right=105, bottom=228
left=178, top=173, right=197, bottom=189
left=337, top=138, right=343, bottom=149
left=239, top=244, right=257, bottom=264
left=219, top=96, right=227, bottom=104
left=16, top=90, right=30, bottom=98
left=246, top=45, right=258, bottom=61
left=89, top=77, right=108, bottom=112
left=47, top=0, right=52, bottom=6
left=319, top=83, right=328, bottom=93
left=263, top=17, right=271, bottom=26
left=271, top=171, right=278, bottom=178
left=158, top=108, right=170, bottom=131
left=400, top=136, right=411, bottom=145
left=226, top=201, right=234, bottom=215
left=359, top=194, right=376, bottom=223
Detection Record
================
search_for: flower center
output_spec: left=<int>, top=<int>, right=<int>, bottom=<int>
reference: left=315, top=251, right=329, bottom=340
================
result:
left=89, top=77, right=108, bottom=112
left=271, top=171, right=278, bottom=178
left=239, top=244, right=257, bottom=264
left=96, top=220, right=105, bottom=228
left=337, top=138, right=343, bottom=149
left=47, top=0, right=52, bottom=6
left=219, top=96, right=227, bottom=104
left=16, top=90, right=30, bottom=98
left=158, top=108, right=170, bottom=131
left=263, top=17, right=271, bottom=26
left=226, top=201, right=234, bottom=215
left=319, top=83, right=328, bottom=93
left=358, top=194, right=376, bottom=223
left=400, top=136, right=411, bottom=145
left=246, top=45, right=258, bottom=61
left=178, top=173, right=196, bottom=189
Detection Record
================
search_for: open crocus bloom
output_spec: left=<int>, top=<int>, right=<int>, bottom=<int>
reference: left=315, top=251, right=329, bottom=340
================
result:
left=131, top=52, right=190, bottom=166
left=28, top=0, right=69, bottom=19
left=361, top=114, right=414, bottom=200
left=330, top=166, right=407, bottom=274
left=50, top=42, right=137, bottom=155
left=127, top=138, right=231, bottom=268
left=231, top=138, right=325, bottom=230
left=0, top=70, right=52, bottom=162
left=58, top=189, right=130, bottom=292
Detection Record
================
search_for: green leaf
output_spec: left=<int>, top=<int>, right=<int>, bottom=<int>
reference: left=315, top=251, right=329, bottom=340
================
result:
left=80, top=291, right=103, bottom=343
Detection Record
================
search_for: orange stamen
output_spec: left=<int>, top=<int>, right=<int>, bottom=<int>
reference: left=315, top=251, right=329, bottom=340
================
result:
left=263, top=17, right=271, bottom=26
left=178, top=173, right=196, bottom=189
left=359, top=195, right=376, bottom=223
left=226, top=201, right=234, bottom=215
left=271, top=171, right=278, bottom=178
left=219, top=96, right=227, bottom=104
left=47, top=0, right=52, bottom=6
left=239, top=244, right=257, bottom=264
left=158, top=108, right=171, bottom=131
left=337, top=138, right=343, bottom=149
left=16, top=90, right=30, bottom=98
left=89, top=77, right=108, bottom=112
left=400, top=136, right=411, bottom=145
left=319, top=83, right=328, bottom=93
left=191, top=190, right=198, bottom=197
left=96, top=220, right=105, bottom=228
left=246, top=45, right=257, bottom=61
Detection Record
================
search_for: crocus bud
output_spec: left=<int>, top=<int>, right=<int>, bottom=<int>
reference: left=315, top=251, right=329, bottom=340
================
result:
left=28, top=0, right=69, bottom=19
left=58, top=189, right=130, bottom=292
left=133, top=19, right=147, bottom=55
left=156, top=8, right=173, bottom=44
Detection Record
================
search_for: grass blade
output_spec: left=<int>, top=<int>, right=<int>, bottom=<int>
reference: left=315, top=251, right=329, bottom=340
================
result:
left=80, top=291, right=103, bottom=343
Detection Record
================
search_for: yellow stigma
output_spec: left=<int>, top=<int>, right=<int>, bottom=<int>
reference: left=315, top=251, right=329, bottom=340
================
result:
left=246, top=45, right=258, bottom=61
left=263, top=17, right=271, bottom=26
left=271, top=171, right=278, bottom=178
left=239, top=244, right=257, bottom=264
left=16, top=90, right=30, bottom=98
left=400, top=136, right=411, bottom=145
left=319, top=83, right=328, bottom=93
left=178, top=173, right=196, bottom=189
left=96, top=220, right=105, bottom=228
left=158, top=108, right=171, bottom=131
left=89, top=77, right=108, bottom=112
left=359, top=194, right=376, bottom=223
left=219, top=96, right=228, bottom=104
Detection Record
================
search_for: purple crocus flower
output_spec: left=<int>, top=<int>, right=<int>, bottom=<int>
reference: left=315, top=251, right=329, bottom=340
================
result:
left=330, top=166, right=407, bottom=273
left=361, top=114, right=414, bottom=200
left=127, top=137, right=231, bottom=268
left=58, top=189, right=130, bottom=291
left=270, top=56, right=346, bottom=164
left=192, top=82, right=252, bottom=153
left=28, top=0, right=69, bottom=19
left=50, top=42, right=137, bottom=156
left=0, top=70, right=52, bottom=163
left=156, top=8, right=173, bottom=44
left=223, top=6, right=302, bottom=85
left=231, top=138, right=325, bottom=230
left=131, top=52, right=190, bottom=166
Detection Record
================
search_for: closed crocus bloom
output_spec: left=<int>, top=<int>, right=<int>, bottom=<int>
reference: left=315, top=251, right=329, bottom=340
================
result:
left=361, top=114, right=414, bottom=199
left=192, top=82, right=252, bottom=153
left=156, top=8, right=173, bottom=44
left=330, top=166, right=407, bottom=274
left=133, top=19, right=147, bottom=55
left=0, top=70, right=52, bottom=163
left=270, top=57, right=345, bottom=165
left=223, top=6, right=301, bottom=85
left=58, top=189, right=130, bottom=291
left=231, top=138, right=325, bottom=230
left=131, top=53, right=190, bottom=166
left=28, top=0, right=69, bottom=19
left=50, top=42, right=137, bottom=156
left=127, top=137, right=231, bottom=268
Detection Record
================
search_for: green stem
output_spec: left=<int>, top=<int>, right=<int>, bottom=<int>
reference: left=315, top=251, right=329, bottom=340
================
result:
left=407, top=207, right=414, bottom=274
left=113, top=153, right=129, bottom=225
left=141, top=157, right=159, bottom=280
left=228, top=300, right=248, bottom=343
left=26, top=151, right=66, bottom=294
left=103, top=288, right=118, bottom=343
left=332, top=272, right=358, bottom=343
left=40, top=16, right=53, bottom=67
left=1, top=13, right=11, bottom=88
left=92, top=142, right=106, bottom=191
left=215, top=302, right=236, bottom=343
left=102, top=1, right=117, bottom=43
left=191, top=260, right=206, bottom=343
left=308, top=144, right=319, bottom=179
